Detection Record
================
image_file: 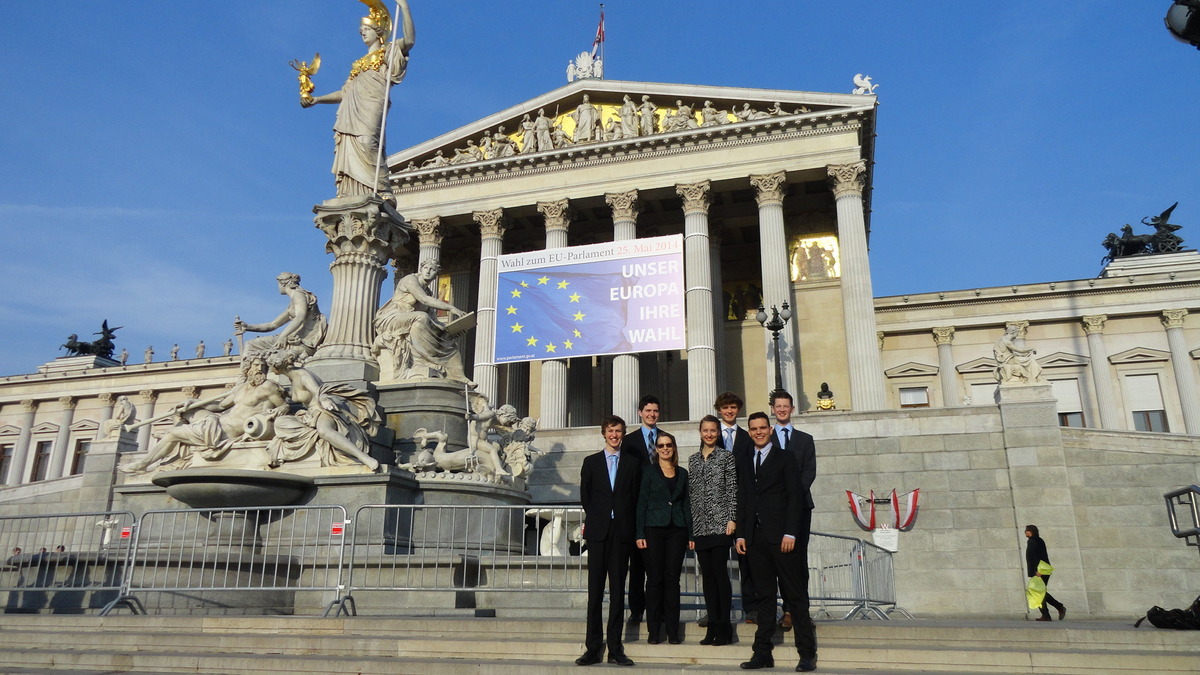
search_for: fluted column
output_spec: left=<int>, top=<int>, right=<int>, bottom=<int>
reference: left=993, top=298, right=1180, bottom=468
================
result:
left=473, top=208, right=507, bottom=403
left=932, top=327, right=958, bottom=407
left=413, top=217, right=445, bottom=270
left=97, top=392, right=115, bottom=425
left=1081, top=315, right=1122, bottom=430
left=537, top=199, right=571, bottom=428
left=677, top=181, right=718, bottom=419
left=310, top=196, right=409, bottom=381
left=606, top=190, right=641, bottom=417
left=709, top=227, right=728, bottom=395
left=1162, top=309, right=1200, bottom=434
left=750, top=172, right=798, bottom=398
left=136, top=390, right=157, bottom=455
left=48, top=397, right=76, bottom=479
left=828, top=161, right=885, bottom=410
left=9, top=400, right=37, bottom=484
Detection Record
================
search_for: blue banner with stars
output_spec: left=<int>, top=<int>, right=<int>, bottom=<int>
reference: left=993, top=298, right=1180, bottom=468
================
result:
left=494, top=234, right=685, bottom=363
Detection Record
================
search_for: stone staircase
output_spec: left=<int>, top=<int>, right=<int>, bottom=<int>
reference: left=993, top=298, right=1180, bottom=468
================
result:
left=0, top=614, right=1197, bottom=674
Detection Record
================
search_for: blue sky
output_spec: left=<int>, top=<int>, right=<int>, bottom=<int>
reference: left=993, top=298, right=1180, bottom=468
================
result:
left=1, top=2, right=1197, bottom=376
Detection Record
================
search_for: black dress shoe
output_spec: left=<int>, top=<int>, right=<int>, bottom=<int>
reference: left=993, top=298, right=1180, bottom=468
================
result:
left=796, top=655, right=817, bottom=672
left=574, top=651, right=602, bottom=666
left=700, top=634, right=715, bottom=645
left=647, top=637, right=661, bottom=644
left=668, top=636, right=682, bottom=644
left=740, top=655, right=774, bottom=669
left=607, top=653, right=635, bottom=666
left=627, top=611, right=643, bottom=623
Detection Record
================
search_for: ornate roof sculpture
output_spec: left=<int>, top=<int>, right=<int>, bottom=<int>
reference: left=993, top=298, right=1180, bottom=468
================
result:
left=1101, top=202, right=1187, bottom=265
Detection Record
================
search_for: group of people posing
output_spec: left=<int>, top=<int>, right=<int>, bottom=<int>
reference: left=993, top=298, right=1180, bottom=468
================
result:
left=578, top=391, right=819, bottom=672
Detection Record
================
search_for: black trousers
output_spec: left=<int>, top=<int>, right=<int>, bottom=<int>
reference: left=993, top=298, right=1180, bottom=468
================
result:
left=643, top=525, right=688, bottom=640
left=627, top=544, right=646, bottom=618
left=1035, top=574, right=1065, bottom=619
left=747, top=533, right=817, bottom=659
left=695, top=542, right=734, bottom=633
left=585, top=536, right=631, bottom=656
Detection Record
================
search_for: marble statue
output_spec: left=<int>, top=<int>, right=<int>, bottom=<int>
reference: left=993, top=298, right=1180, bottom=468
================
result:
left=618, top=95, right=639, bottom=137
left=477, top=134, right=493, bottom=159
left=551, top=122, right=572, bottom=149
left=603, top=116, right=623, bottom=141
left=571, top=95, right=600, bottom=143
left=465, top=394, right=518, bottom=477
left=420, top=150, right=449, bottom=168
left=638, top=95, right=658, bottom=136
left=662, top=100, right=699, bottom=132
left=170, top=344, right=180, bottom=361
left=700, top=101, right=728, bottom=127
left=852, top=73, right=878, bottom=95
left=265, top=351, right=381, bottom=471
left=144, top=346, right=153, bottom=364
left=993, top=324, right=1045, bottom=385
left=734, top=103, right=771, bottom=122
left=491, top=126, right=517, bottom=158
left=119, top=348, right=128, bottom=366
left=234, top=273, right=328, bottom=363
left=534, top=109, right=555, bottom=152
left=301, top=0, right=415, bottom=198
left=525, top=507, right=585, bottom=556
left=372, top=259, right=472, bottom=382
left=196, top=341, right=206, bottom=359
left=100, top=395, right=136, bottom=439
left=223, top=339, right=233, bottom=357
left=396, top=427, right=442, bottom=472
left=120, top=357, right=289, bottom=473
left=502, top=416, right=541, bottom=479
left=566, top=51, right=602, bottom=82
left=519, top=114, right=537, bottom=153
left=450, top=140, right=483, bottom=164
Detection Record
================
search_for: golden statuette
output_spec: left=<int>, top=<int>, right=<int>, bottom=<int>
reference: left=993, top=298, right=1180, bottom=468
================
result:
left=289, top=53, right=321, bottom=105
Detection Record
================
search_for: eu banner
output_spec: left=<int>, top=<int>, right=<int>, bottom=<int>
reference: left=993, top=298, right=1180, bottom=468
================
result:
left=494, top=234, right=685, bottom=364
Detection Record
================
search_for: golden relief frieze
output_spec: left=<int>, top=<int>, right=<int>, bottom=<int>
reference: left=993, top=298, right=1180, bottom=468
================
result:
left=789, top=235, right=840, bottom=282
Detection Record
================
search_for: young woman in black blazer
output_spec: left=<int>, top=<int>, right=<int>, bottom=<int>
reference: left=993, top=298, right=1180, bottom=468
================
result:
left=635, top=430, right=692, bottom=644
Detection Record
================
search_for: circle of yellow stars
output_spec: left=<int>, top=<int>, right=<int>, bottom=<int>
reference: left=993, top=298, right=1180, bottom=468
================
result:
left=506, top=275, right=585, bottom=354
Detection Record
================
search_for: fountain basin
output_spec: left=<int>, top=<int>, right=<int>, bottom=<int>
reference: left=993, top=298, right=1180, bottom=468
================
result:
left=152, top=469, right=314, bottom=509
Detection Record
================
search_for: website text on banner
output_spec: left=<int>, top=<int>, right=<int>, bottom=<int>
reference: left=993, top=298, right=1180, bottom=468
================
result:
left=493, top=234, right=685, bottom=364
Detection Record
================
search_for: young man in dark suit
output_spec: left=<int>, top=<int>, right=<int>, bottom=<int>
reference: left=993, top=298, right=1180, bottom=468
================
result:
left=577, top=415, right=641, bottom=667
left=769, top=390, right=817, bottom=633
left=619, top=394, right=661, bottom=625
left=714, top=391, right=758, bottom=624
left=735, top=412, right=818, bottom=672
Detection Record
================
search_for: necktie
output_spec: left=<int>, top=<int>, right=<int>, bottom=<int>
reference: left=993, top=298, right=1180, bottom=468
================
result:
left=755, top=450, right=763, bottom=476
left=647, top=429, right=656, bottom=458
left=783, top=428, right=791, bottom=446
left=607, top=453, right=617, bottom=489
left=725, top=428, right=734, bottom=449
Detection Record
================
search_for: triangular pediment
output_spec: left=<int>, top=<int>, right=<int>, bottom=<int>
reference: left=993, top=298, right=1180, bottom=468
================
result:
left=884, top=362, right=939, bottom=378
left=69, top=419, right=99, bottom=433
left=957, top=357, right=998, bottom=374
left=1038, top=352, right=1090, bottom=368
left=1191, top=347, right=1200, bottom=360
left=1109, top=347, right=1171, bottom=364
left=0, top=425, right=19, bottom=438
left=388, top=79, right=875, bottom=178
left=30, top=422, right=58, bottom=434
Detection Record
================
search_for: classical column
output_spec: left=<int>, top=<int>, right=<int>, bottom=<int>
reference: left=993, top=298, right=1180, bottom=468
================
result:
left=932, top=327, right=958, bottom=407
left=750, top=172, right=799, bottom=399
left=136, top=390, right=157, bottom=455
left=309, top=196, right=409, bottom=382
left=568, top=357, right=594, bottom=426
left=1081, top=315, right=1122, bottom=430
left=709, top=227, right=728, bottom=395
left=1162, top=309, right=1200, bottom=434
left=97, top=392, right=115, bottom=424
left=677, top=181, right=718, bottom=419
left=412, top=216, right=445, bottom=270
left=606, top=190, right=641, bottom=417
left=828, top=161, right=886, bottom=410
left=48, top=397, right=76, bottom=480
left=9, top=400, right=37, bottom=484
left=538, top=199, right=571, bottom=428
left=473, top=208, right=507, bottom=403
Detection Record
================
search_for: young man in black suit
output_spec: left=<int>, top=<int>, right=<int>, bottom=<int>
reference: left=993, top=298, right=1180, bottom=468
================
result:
left=714, top=391, right=758, bottom=624
left=769, top=390, right=817, bottom=633
left=577, top=415, right=641, bottom=667
left=619, top=394, right=661, bottom=625
left=734, top=412, right=818, bottom=672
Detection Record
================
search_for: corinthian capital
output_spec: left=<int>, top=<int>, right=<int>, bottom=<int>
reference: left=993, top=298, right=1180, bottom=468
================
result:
left=605, top=190, right=641, bottom=222
left=1162, top=308, right=1189, bottom=330
left=675, top=180, right=712, bottom=216
left=97, top=392, right=115, bottom=406
left=314, top=198, right=408, bottom=261
left=537, top=199, right=571, bottom=232
left=827, top=161, right=868, bottom=198
left=932, top=326, right=955, bottom=346
left=749, top=172, right=787, bottom=207
left=1081, top=315, right=1107, bottom=335
left=58, top=396, right=76, bottom=409
left=20, top=399, right=37, bottom=414
left=473, top=208, right=507, bottom=239
left=138, top=389, right=158, bottom=405
left=411, top=217, right=445, bottom=248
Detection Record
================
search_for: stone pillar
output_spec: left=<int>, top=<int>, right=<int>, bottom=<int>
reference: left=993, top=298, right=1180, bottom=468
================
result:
left=473, top=208, right=507, bottom=403
left=97, top=392, right=115, bottom=425
left=537, top=199, right=571, bottom=428
left=677, top=181, right=718, bottom=419
left=932, top=327, right=958, bottom=406
left=48, top=396, right=76, bottom=480
left=9, top=400, right=37, bottom=484
left=412, top=217, right=445, bottom=270
left=1081, top=315, right=1122, bottom=430
left=136, top=390, right=157, bottom=455
left=828, top=161, right=886, bottom=411
left=750, top=172, right=799, bottom=399
left=606, top=190, right=641, bottom=417
left=709, top=228, right=728, bottom=395
left=1162, top=309, right=1200, bottom=434
left=309, top=195, right=409, bottom=382
left=568, top=357, right=595, bottom=426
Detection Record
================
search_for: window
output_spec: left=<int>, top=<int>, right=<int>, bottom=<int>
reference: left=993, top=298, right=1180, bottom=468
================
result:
left=1125, top=373, right=1169, bottom=433
left=1050, top=379, right=1086, bottom=428
left=899, top=387, right=929, bottom=408
left=968, top=382, right=998, bottom=406
left=0, top=444, right=12, bottom=484
left=30, top=440, right=52, bottom=482
left=70, top=439, right=91, bottom=475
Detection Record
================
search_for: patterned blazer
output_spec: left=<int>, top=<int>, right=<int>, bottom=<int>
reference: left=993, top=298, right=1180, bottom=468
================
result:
left=687, top=448, right=738, bottom=538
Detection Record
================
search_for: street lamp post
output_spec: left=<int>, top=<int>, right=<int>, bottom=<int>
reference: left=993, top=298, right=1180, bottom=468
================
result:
left=756, top=301, right=792, bottom=399
left=1166, top=1, right=1200, bottom=49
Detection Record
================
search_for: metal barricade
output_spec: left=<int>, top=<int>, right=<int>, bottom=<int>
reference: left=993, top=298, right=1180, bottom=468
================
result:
left=0, top=510, right=136, bottom=614
left=1164, top=485, right=1200, bottom=556
left=804, top=531, right=910, bottom=620
left=103, top=505, right=348, bottom=616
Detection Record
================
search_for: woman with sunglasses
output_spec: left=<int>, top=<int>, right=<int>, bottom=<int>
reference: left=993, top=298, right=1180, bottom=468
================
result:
left=636, top=430, right=692, bottom=644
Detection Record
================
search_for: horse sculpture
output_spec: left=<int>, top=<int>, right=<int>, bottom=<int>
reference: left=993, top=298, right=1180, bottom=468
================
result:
left=60, top=320, right=121, bottom=359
